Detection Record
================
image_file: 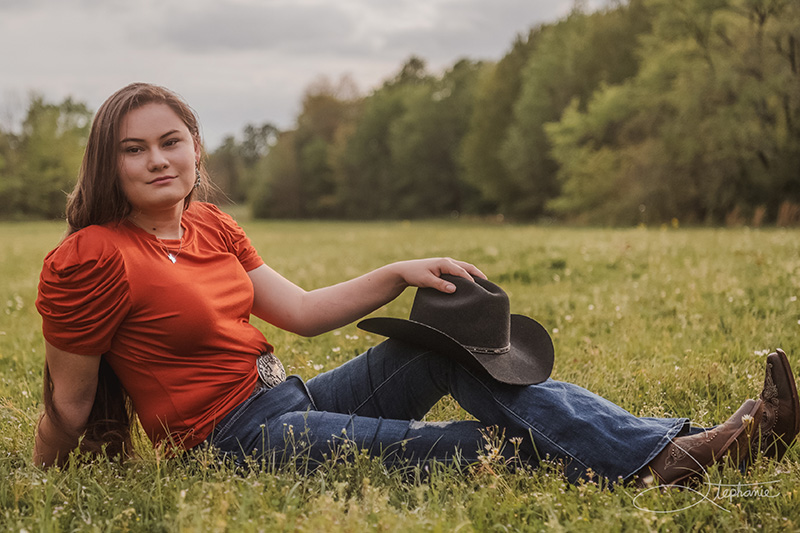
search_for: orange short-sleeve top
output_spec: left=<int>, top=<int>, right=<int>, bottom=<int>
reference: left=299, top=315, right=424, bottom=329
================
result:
left=36, top=202, right=272, bottom=449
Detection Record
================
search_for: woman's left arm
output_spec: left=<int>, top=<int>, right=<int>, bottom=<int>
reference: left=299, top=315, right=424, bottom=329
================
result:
left=247, top=258, right=485, bottom=337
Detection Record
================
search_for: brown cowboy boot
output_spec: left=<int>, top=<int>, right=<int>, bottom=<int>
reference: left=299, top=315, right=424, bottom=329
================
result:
left=758, top=349, right=800, bottom=461
left=637, top=399, right=763, bottom=487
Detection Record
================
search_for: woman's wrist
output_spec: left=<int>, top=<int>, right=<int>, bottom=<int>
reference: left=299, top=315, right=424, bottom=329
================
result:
left=378, top=262, right=413, bottom=298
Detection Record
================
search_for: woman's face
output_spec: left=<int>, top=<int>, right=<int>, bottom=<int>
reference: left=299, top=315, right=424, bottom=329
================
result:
left=117, top=103, right=200, bottom=215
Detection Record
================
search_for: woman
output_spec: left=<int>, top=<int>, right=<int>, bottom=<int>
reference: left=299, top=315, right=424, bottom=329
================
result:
left=34, top=83, right=799, bottom=487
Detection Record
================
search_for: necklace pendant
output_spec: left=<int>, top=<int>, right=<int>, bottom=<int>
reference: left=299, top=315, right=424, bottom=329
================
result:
left=168, top=253, right=177, bottom=264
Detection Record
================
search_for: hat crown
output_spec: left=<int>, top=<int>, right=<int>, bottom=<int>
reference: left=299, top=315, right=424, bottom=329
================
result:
left=408, top=275, right=511, bottom=354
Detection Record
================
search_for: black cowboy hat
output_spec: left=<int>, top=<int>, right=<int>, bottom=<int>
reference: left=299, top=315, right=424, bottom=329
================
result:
left=358, top=274, right=554, bottom=385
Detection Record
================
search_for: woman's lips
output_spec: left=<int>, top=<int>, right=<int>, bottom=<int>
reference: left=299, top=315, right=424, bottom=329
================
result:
left=148, top=176, right=176, bottom=184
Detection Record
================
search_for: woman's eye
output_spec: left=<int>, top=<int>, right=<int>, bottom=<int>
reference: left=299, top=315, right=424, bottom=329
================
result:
left=164, top=139, right=179, bottom=147
left=125, top=146, right=142, bottom=153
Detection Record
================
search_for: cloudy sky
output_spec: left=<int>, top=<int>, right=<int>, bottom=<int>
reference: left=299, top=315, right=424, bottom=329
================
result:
left=0, top=0, right=599, bottom=148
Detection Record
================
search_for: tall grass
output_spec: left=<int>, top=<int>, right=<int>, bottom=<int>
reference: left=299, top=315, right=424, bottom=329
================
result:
left=1, top=218, right=798, bottom=531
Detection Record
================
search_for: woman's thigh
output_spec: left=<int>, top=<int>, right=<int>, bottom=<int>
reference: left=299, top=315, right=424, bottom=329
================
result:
left=306, top=339, right=451, bottom=420
left=206, top=377, right=492, bottom=468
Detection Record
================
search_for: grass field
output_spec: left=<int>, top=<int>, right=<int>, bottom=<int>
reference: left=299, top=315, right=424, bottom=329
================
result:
left=1, top=217, right=799, bottom=532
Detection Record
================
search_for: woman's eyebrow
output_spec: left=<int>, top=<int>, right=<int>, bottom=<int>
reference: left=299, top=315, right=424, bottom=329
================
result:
left=119, top=129, right=180, bottom=144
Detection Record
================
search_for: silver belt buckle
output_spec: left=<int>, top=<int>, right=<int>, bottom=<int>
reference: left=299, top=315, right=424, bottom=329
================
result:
left=256, top=352, right=286, bottom=389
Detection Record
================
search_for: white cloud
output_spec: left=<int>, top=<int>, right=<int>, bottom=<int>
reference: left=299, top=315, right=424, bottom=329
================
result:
left=148, top=3, right=357, bottom=54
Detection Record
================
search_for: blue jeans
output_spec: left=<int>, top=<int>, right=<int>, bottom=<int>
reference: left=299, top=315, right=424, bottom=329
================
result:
left=205, top=340, right=688, bottom=483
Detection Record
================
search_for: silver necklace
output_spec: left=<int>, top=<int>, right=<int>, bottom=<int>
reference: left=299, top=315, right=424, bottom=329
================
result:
left=127, top=216, right=184, bottom=263
left=159, top=238, right=183, bottom=264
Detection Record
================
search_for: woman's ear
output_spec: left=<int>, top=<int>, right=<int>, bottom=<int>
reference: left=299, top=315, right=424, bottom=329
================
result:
left=193, top=136, right=202, bottom=162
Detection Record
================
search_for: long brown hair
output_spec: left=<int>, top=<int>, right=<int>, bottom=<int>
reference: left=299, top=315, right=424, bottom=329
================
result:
left=43, top=83, right=212, bottom=463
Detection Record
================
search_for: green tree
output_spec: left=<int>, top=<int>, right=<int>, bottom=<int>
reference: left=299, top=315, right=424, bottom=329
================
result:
left=0, top=95, right=91, bottom=218
left=328, top=83, right=406, bottom=219
left=251, top=130, right=302, bottom=218
left=545, top=82, right=648, bottom=224
left=459, top=32, right=539, bottom=214
left=0, top=125, right=19, bottom=217
left=329, top=57, right=484, bottom=219
left=386, top=59, right=485, bottom=217
left=546, top=0, right=800, bottom=224
left=208, top=123, right=278, bottom=204
left=251, top=76, right=359, bottom=218
left=328, top=58, right=433, bottom=219
left=207, top=135, right=244, bottom=203
left=501, top=1, right=651, bottom=219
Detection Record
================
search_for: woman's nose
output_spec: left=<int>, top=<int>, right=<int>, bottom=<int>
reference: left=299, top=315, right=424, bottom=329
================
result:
left=148, top=149, right=169, bottom=171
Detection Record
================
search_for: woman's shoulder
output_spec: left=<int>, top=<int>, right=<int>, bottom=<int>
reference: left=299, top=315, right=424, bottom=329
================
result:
left=37, top=224, right=132, bottom=354
left=186, top=202, right=235, bottom=224
left=186, top=202, right=248, bottom=236
left=43, top=224, right=126, bottom=278
left=185, top=202, right=262, bottom=266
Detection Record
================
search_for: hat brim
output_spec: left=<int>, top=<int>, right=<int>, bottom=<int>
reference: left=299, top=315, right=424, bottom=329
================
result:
left=357, top=314, right=553, bottom=385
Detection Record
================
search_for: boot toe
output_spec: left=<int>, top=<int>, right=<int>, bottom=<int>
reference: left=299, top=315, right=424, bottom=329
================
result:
left=759, top=349, right=800, bottom=461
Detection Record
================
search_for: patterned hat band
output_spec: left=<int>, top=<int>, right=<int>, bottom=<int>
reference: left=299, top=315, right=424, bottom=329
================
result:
left=464, top=344, right=512, bottom=355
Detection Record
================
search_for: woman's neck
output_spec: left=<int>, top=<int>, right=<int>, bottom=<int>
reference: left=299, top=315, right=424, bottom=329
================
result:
left=128, top=207, right=184, bottom=239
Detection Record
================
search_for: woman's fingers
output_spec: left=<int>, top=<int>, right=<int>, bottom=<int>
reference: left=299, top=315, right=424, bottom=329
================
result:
left=426, top=258, right=488, bottom=293
left=447, top=258, right=487, bottom=281
left=397, top=258, right=488, bottom=293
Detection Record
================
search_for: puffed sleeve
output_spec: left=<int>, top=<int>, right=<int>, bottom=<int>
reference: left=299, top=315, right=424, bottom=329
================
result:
left=201, top=203, right=264, bottom=271
left=36, top=228, right=131, bottom=356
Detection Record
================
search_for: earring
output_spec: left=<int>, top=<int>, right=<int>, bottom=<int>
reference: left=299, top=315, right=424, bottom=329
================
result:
left=194, top=165, right=201, bottom=188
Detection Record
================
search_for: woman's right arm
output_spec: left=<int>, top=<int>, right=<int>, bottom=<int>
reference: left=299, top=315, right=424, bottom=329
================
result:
left=33, top=341, right=99, bottom=467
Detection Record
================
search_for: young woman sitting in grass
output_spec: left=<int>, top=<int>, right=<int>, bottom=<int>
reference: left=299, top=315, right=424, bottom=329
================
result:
left=33, top=83, right=800, bottom=488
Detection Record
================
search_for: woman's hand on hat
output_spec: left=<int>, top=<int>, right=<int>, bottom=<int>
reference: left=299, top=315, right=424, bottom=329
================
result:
left=393, top=258, right=487, bottom=293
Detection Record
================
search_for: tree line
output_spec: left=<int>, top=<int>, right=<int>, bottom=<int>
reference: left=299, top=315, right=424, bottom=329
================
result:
left=0, top=97, right=92, bottom=219
left=2, top=0, right=798, bottom=225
